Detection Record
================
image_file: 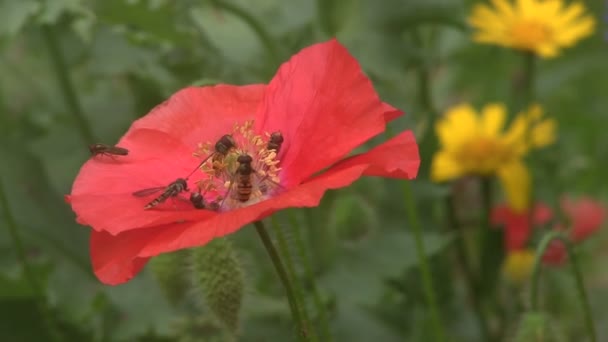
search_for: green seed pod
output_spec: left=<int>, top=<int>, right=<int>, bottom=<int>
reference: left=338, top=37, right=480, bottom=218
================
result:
left=191, top=238, right=244, bottom=334
left=149, top=249, right=192, bottom=306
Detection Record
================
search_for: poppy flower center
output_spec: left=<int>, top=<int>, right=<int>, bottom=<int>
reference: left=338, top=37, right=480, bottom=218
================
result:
left=509, top=20, right=551, bottom=49
left=190, top=120, right=283, bottom=211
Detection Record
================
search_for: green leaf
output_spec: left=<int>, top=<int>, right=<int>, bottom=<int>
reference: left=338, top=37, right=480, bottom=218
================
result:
left=0, top=0, right=40, bottom=37
left=150, top=250, right=192, bottom=306
left=317, top=0, right=359, bottom=37
left=319, top=230, right=449, bottom=341
left=94, top=0, right=192, bottom=46
left=513, top=312, right=562, bottom=342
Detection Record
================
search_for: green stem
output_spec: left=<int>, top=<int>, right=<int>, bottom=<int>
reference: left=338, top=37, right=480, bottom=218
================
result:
left=254, top=221, right=311, bottom=341
left=402, top=181, right=445, bottom=342
left=210, top=0, right=280, bottom=66
left=530, top=232, right=597, bottom=342
left=270, top=217, right=317, bottom=341
left=445, top=195, right=490, bottom=341
left=41, top=25, right=95, bottom=144
left=288, top=211, right=332, bottom=341
left=521, top=51, right=536, bottom=108
left=0, top=180, right=60, bottom=341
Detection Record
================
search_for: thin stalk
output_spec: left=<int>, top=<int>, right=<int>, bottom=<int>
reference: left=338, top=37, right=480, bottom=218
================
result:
left=0, top=180, right=60, bottom=341
left=41, top=25, right=95, bottom=143
left=270, top=217, right=317, bottom=341
left=254, top=221, right=311, bottom=341
left=288, top=211, right=332, bottom=341
left=521, top=51, right=536, bottom=108
left=402, top=181, right=446, bottom=342
left=445, top=195, right=490, bottom=341
left=210, top=0, right=280, bottom=66
left=530, top=232, right=597, bottom=342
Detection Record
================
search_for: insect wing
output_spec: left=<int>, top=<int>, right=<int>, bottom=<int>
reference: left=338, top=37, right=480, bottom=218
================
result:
left=132, top=186, right=165, bottom=197
left=107, top=146, right=129, bottom=156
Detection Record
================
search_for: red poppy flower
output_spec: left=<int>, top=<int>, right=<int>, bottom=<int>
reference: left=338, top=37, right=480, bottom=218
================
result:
left=561, top=196, right=606, bottom=242
left=67, top=40, right=420, bottom=285
left=491, top=203, right=552, bottom=251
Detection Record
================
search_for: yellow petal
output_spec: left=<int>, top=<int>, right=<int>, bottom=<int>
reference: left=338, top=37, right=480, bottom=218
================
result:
left=531, top=118, right=557, bottom=148
left=431, top=150, right=465, bottom=182
left=480, top=103, right=507, bottom=137
left=502, top=114, right=528, bottom=155
left=503, top=249, right=536, bottom=285
left=497, top=160, right=530, bottom=212
left=436, top=103, right=480, bottom=152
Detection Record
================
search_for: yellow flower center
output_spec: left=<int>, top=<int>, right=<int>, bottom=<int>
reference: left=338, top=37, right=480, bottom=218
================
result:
left=509, top=20, right=551, bottom=50
left=458, top=137, right=511, bottom=174
left=191, top=120, right=283, bottom=211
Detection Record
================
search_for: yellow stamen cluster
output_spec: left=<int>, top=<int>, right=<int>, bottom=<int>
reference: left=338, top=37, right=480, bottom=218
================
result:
left=191, top=120, right=283, bottom=211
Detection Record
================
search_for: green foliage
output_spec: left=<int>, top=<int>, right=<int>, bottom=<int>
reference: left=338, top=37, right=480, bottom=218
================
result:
left=1, top=0, right=607, bottom=340
left=191, top=238, right=244, bottom=334
left=513, top=312, right=562, bottom=342
left=150, top=249, right=192, bottom=307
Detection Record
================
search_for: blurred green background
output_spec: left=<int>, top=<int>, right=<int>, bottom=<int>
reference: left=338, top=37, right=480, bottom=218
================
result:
left=1, top=0, right=607, bottom=341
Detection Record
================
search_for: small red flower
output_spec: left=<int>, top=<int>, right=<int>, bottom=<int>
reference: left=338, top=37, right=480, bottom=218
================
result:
left=561, top=196, right=606, bottom=242
left=67, top=40, right=420, bottom=285
left=491, top=203, right=552, bottom=251
left=542, top=240, right=567, bottom=266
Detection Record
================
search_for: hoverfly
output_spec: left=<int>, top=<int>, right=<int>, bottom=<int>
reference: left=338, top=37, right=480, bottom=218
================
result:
left=267, top=131, right=284, bottom=154
left=132, top=178, right=188, bottom=210
left=234, top=154, right=254, bottom=202
left=187, top=134, right=236, bottom=178
left=89, top=143, right=129, bottom=157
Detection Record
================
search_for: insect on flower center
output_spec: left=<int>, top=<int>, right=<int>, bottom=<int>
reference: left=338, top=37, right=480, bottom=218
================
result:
left=509, top=20, right=551, bottom=49
left=190, top=120, right=283, bottom=211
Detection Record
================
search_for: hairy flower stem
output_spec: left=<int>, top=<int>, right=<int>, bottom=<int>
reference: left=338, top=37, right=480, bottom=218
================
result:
left=254, top=221, right=311, bottom=341
left=402, top=181, right=446, bottom=342
left=42, top=25, right=95, bottom=144
left=270, top=217, right=318, bottom=342
left=0, top=180, right=60, bottom=342
left=531, top=232, right=597, bottom=342
left=210, top=0, right=280, bottom=67
left=288, top=211, right=332, bottom=341
left=446, top=195, right=490, bottom=341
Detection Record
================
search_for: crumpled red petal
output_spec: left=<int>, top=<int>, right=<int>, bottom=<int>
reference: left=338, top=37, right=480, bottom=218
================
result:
left=254, top=39, right=403, bottom=187
left=129, top=85, right=265, bottom=149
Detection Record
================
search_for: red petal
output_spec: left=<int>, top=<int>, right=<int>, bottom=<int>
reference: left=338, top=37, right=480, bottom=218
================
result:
left=491, top=204, right=531, bottom=251
left=254, top=39, right=403, bottom=187
left=70, top=129, right=215, bottom=235
left=491, top=203, right=553, bottom=251
left=129, top=85, right=265, bottom=149
left=89, top=163, right=376, bottom=284
left=91, top=229, right=153, bottom=285
left=533, top=203, right=553, bottom=225
left=561, top=196, right=606, bottom=242
left=542, top=240, right=567, bottom=266
left=324, top=131, right=420, bottom=179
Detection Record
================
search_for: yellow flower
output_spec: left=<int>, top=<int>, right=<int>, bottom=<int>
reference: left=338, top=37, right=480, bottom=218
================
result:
left=431, top=103, right=555, bottom=211
left=503, top=249, right=536, bottom=285
left=468, top=0, right=595, bottom=58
